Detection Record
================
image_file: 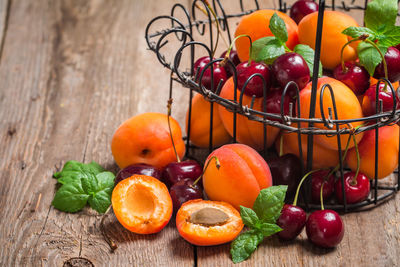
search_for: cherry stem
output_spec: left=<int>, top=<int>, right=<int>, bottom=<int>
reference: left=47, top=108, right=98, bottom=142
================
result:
left=200, top=0, right=221, bottom=58
left=167, top=98, right=180, bottom=163
left=364, top=38, right=389, bottom=87
left=192, top=156, right=220, bottom=186
left=101, top=207, right=118, bottom=252
left=320, top=181, right=325, bottom=211
left=340, top=37, right=361, bottom=72
left=351, top=133, right=360, bottom=185
left=279, top=134, right=284, bottom=157
left=222, top=34, right=252, bottom=66
left=293, top=169, right=321, bottom=206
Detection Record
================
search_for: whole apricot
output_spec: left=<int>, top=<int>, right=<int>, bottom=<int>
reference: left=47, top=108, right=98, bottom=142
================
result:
left=111, top=112, right=185, bottom=169
left=298, top=11, right=359, bottom=70
left=186, top=93, right=231, bottom=148
left=345, top=124, right=399, bottom=179
left=202, top=143, right=273, bottom=210
left=299, top=77, right=363, bottom=150
left=235, top=9, right=299, bottom=62
left=218, top=77, right=280, bottom=151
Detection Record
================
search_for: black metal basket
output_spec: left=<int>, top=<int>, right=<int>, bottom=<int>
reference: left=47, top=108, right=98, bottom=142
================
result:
left=145, top=0, right=400, bottom=212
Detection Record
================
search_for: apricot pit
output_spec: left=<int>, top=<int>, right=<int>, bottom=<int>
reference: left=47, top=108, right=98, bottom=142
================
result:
left=189, top=207, right=229, bottom=226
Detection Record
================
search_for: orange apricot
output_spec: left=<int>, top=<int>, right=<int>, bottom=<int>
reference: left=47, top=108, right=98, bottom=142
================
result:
left=111, top=112, right=185, bottom=169
left=111, top=175, right=173, bottom=234
left=299, top=77, right=364, bottom=150
left=186, top=93, right=231, bottom=148
left=345, top=124, right=399, bottom=179
left=276, top=131, right=339, bottom=169
left=176, top=199, right=244, bottom=246
left=235, top=9, right=299, bottom=62
left=202, top=143, right=273, bottom=210
left=218, top=77, right=280, bottom=150
left=298, top=11, right=359, bottom=70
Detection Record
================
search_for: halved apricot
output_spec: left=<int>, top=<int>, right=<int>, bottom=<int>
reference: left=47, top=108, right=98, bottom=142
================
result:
left=111, top=175, right=173, bottom=234
left=176, top=199, right=244, bottom=246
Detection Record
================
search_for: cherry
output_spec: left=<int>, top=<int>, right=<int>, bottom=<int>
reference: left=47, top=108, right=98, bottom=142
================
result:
left=373, top=46, right=400, bottom=83
left=277, top=204, right=307, bottom=240
left=267, top=153, right=302, bottom=196
left=115, top=163, right=162, bottom=185
left=333, top=62, right=370, bottom=95
left=265, top=87, right=296, bottom=121
left=169, top=178, right=203, bottom=211
left=335, top=171, right=370, bottom=204
left=220, top=49, right=240, bottom=78
left=290, top=0, right=319, bottom=24
left=271, top=52, right=310, bottom=90
left=362, top=82, right=400, bottom=116
left=236, top=61, right=271, bottom=97
left=194, top=56, right=227, bottom=92
left=311, top=170, right=335, bottom=203
left=306, top=209, right=344, bottom=248
left=163, top=159, right=203, bottom=188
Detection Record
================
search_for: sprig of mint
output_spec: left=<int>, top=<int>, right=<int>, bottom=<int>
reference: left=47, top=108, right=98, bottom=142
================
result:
left=230, top=185, right=287, bottom=263
left=342, top=0, right=400, bottom=76
left=249, top=13, right=322, bottom=77
left=52, top=160, right=115, bottom=214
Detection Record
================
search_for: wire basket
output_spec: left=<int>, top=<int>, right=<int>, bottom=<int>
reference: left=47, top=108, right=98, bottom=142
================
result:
left=145, top=0, right=400, bottom=212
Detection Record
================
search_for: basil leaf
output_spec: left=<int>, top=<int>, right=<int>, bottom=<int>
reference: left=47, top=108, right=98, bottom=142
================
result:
left=379, top=25, right=400, bottom=47
left=230, top=230, right=264, bottom=263
left=342, top=27, right=377, bottom=40
left=240, top=206, right=260, bottom=228
left=258, top=223, right=282, bottom=237
left=257, top=39, right=285, bottom=64
left=253, top=185, right=287, bottom=223
left=294, top=44, right=322, bottom=77
left=269, top=13, right=288, bottom=44
left=365, top=0, right=398, bottom=32
left=357, top=41, right=388, bottom=76
left=52, top=183, right=89, bottom=213
left=250, top=36, right=276, bottom=62
left=85, top=172, right=115, bottom=214
left=54, top=160, right=104, bottom=184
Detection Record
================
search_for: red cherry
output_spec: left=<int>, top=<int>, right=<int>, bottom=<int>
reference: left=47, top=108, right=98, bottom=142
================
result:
left=335, top=171, right=370, bottom=204
left=306, top=210, right=344, bottom=248
left=277, top=204, right=307, bottom=240
left=220, top=49, right=240, bottom=78
left=267, top=154, right=302, bottom=196
left=311, top=170, right=335, bottom=203
left=162, top=160, right=203, bottom=188
left=362, top=82, right=400, bottom=116
left=194, top=56, right=227, bottom=92
left=333, top=62, right=370, bottom=95
left=115, top=163, right=162, bottom=185
left=373, top=47, right=400, bottom=83
left=290, top=0, right=319, bottom=24
left=236, top=61, right=271, bottom=97
left=170, top=178, right=203, bottom=211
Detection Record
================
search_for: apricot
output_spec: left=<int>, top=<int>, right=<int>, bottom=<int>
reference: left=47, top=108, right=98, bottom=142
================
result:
left=111, top=175, right=173, bottom=234
left=176, top=199, right=244, bottom=246
left=277, top=131, right=339, bottom=169
left=202, top=143, right=273, bottom=210
left=186, top=93, right=231, bottom=148
left=299, top=77, right=364, bottom=150
left=218, top=77, right=280, bottom=150
left=298, top=11, right=359, bottom=70
left=234, top=9, right=299, bottom=62
left=111, top=112, right=185, bottom=169
left=345, top=125, right=399, bottom=179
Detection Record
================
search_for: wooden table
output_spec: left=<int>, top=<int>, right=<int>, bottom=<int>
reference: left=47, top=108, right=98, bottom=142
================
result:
left=1, top=0, right=399, bottom=266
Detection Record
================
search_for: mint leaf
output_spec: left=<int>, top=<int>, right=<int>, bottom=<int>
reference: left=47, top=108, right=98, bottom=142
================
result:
left=269, top=13, right=288, bottom=44
left=87, top=172, right=115, bottom=213
left=379, top=25, right=400, bottom=47
left=342, top=27, right=377, bottom=40
left=257, top=223, right=282, bottom=237
left=257, top=39, right=285, bottom=64
left=293, top=44, right=322, bottom=77
left=357, top=41, right=388, bottom=76
left=249, top=37, right=276, bottom=62
left=240, top=206, right=260, bottom=228
left=52, top=183, right=89, bottom=213
left=253, top=185, right=287, bottom=223
left=365, top=0, right=398, bottom=32
left=54, top=160, right=104, bottom=185
left=230, top=230, right=264, bottom=263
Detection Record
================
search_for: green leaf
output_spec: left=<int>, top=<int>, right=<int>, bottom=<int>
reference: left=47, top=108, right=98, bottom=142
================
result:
left=257, top=223, right=282, bottom=237
left=52, top=183, right=89, bottom=213
left=230, top=230, right=264, bottom=263
left=86, top=172, right=115, bottom=214
left=257, top=39, right=285, bottom=64
left=240, top=206, right=260, bottom=228
left=379, top=25, right=400, bottom=47
left=357, top=41, right=388, bottom=76
left=249, top=36, right=276, bottom=62
left=54, top=160, right=104, bottom=184
left=365, top=0, right=398, bottom=32
left=269, top=13, right=288, bottom=44
left=293, top=44, right=322, bottom=77
left=342, top=27, right=377, bottom=40
left=253, top=185, right=287, bottom=223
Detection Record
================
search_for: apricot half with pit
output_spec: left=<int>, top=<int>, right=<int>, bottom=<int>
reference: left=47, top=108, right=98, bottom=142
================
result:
left=111, top=175, right=173, bottom=234
left=176, top=199, right=244, bottom=246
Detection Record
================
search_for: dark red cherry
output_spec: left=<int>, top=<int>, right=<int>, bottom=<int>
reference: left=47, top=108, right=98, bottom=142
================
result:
left=194, top=56, right=227, bottom=92
left=373, top=46, right=400, bottom=83
left=271, top=52, right=310, bottom=90
left=220, top=49, right=240, bottom=78
left=362, top=82, right=400, bottom=116
left=115, top=163, right=162, bottom=185
left=311, top=170, right=335, bottom=203
left=277, top=204, right=307, bottom=240
left=290, top=0, right=319, bottom=24
left=265, top=87, right=297, bottom=121
left=335, top=171, right=370, bottom=204
left=236, top=61, right=271, bottom=97
left=267, top=154, right=302, bottom=196
left=163, top=160, right=203, bottom=188
left=306, top=209, right=344, bottom=248
left=169, top=178, right=203, bottom=211
left=333, top=62, right=370, bottom=95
